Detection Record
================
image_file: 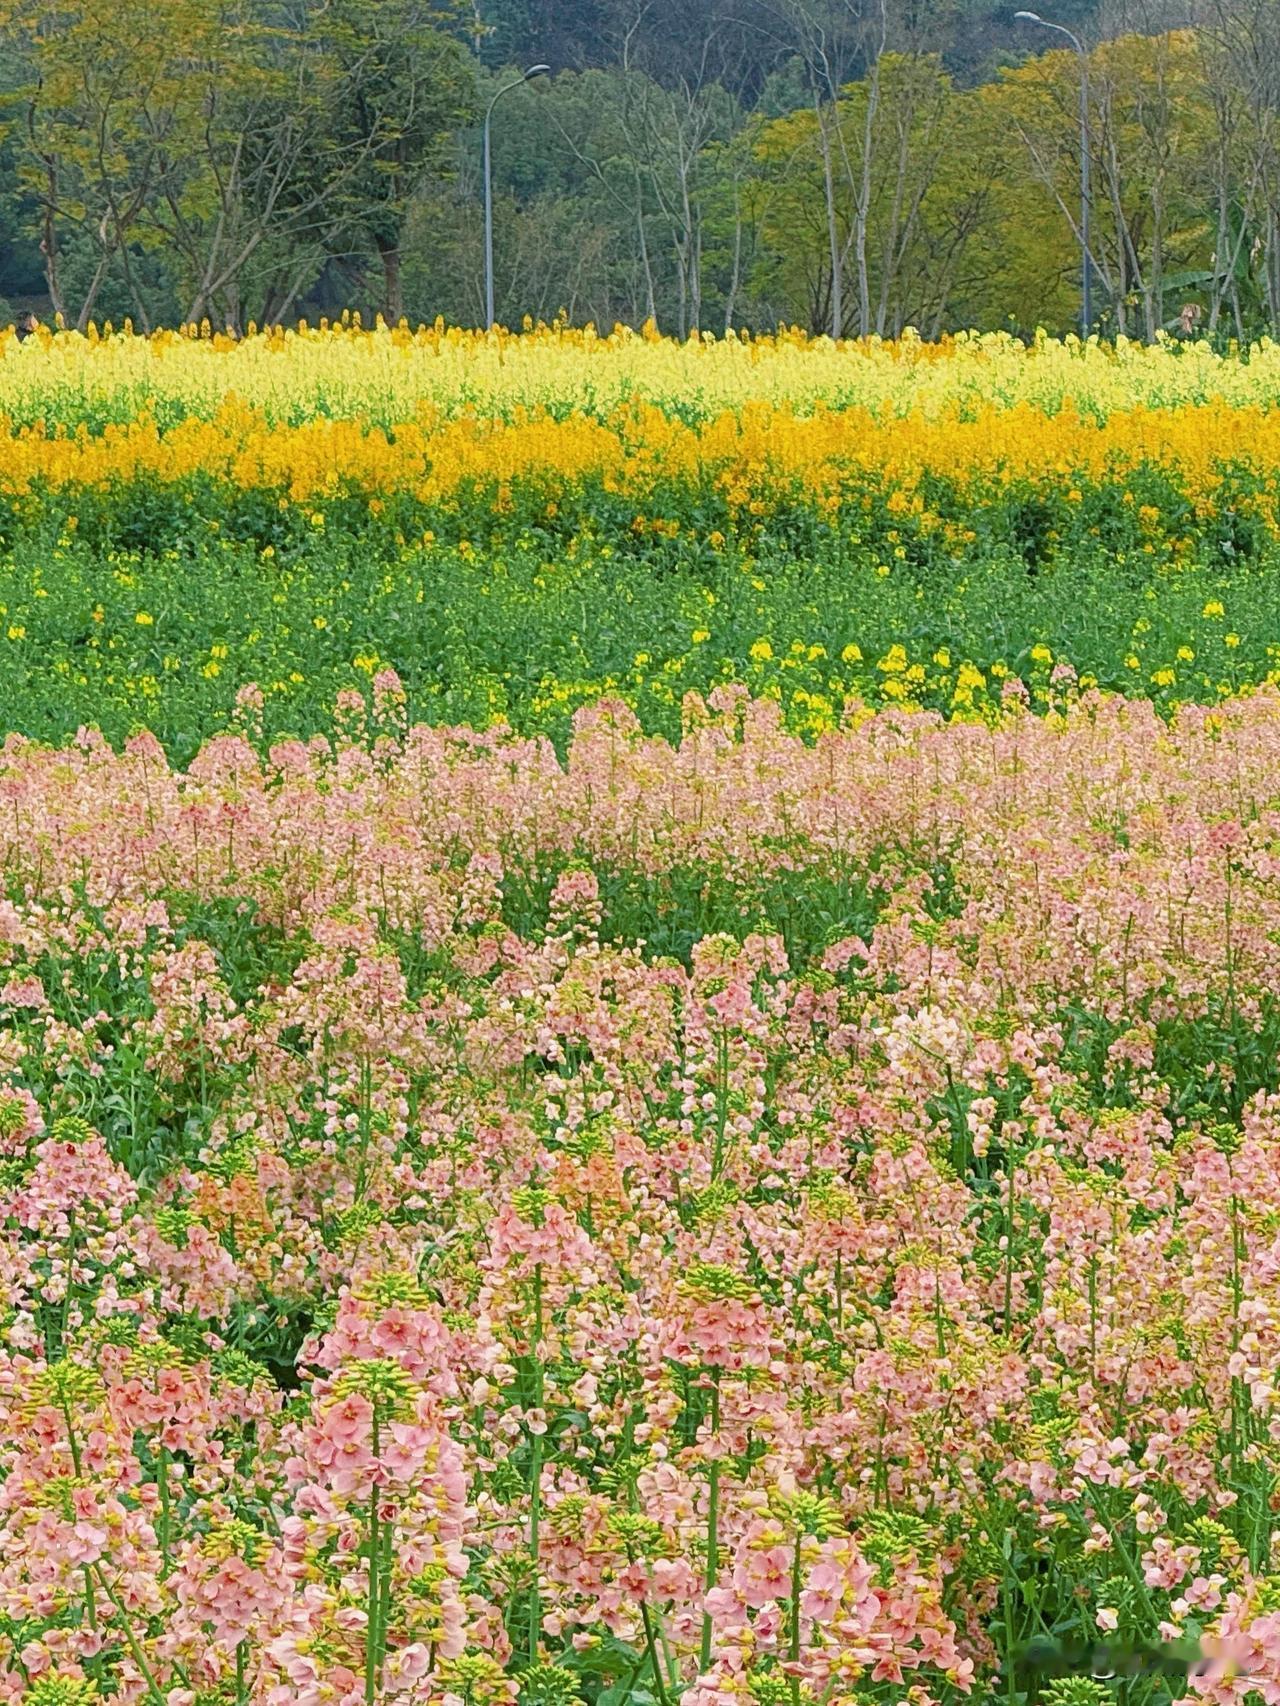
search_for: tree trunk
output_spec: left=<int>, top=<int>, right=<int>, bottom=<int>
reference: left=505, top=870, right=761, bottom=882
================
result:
left=855, top=62, right=880, bottom=339
left=41, top=182, right=65, bottom=325
left=117, top=238, right=151, bottom=334
left=634, top=169, right=657, bottom=327
left=379, top=241, right=403, bottom=325
left=816, top=105, right=842, bottom=338
left=76, top=250, right=112, bottom=332
left=724, top=183, right=743, bottom=334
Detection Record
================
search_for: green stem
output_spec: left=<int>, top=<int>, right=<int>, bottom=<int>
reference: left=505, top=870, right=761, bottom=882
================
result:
left=1002, top=1147, right=1017, bottom=1335
left=377, top=1504, right=396, bottom=1678
left=366, top=1414, right=381, bottom=1706
left=699, top=1373, right=721, bottom=1674
left=528, top=1261, right=544, bottom=1666
left=60, top=1397, right=83, bottom=1475
left=90, top=1563, right=167, bottom=1706
left=1001, top=1535, right=1017, bottom=1706
left=1088, top=1253, right=1098, bottom=1382
left=157, top=1444, right=172, bottom=1578
left=355, top=1057, right=374, bottom=1201
left=788, top=1531, right=803, bottom=1706
left=711, top=1031, right=729, bottom=1182
left=638, top=1597, right=670, bottom=1706
left=60, top=1395, right=98, bottom=1633
left=55, top=1210, right=78, bottom=1362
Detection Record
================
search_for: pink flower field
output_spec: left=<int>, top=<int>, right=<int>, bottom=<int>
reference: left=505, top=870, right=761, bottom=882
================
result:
left=3, top=681, right=1280, bottom=1706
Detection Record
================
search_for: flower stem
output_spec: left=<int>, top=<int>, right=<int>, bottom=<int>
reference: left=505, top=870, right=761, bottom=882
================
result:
left=366, top=1414, right=381, bottom=1706
left=528, top=1260, right=544, bottom=1667
left=788, top=1531, right=803, bottom=1706
left=699, top=1372, right=721, bottom=1674
left=90, top=1562, right=167, bottom=1706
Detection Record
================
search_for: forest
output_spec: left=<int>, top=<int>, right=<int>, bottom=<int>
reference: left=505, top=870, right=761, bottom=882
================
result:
left=2, top=0, right=1276, bottom=340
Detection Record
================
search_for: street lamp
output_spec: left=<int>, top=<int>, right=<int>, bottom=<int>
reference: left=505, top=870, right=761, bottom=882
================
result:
left=484, top=63, right=551, bottom=331
left=1015, top=10, right=1092, bottom=339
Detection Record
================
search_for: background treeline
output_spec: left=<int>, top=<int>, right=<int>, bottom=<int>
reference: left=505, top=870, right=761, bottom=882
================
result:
left=3, top=0, right=1280, bottom=339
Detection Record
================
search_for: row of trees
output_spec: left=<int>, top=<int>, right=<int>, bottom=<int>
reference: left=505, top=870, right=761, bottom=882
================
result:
left=0, top=0, right=473, bottom=330
left=4, top=0, right=1280, bottom=339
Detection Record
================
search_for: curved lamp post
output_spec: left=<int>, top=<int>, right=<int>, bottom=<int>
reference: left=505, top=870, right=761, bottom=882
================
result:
left=1015, top=11, right=1092, bottom=338
left=484, top=63, right=551, bottom=330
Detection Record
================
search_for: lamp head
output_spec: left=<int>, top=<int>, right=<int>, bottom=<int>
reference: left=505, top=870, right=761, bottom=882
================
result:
left=1014, top=10, right=1043, bottom=19
left=524, top=63, right=552, bottom=79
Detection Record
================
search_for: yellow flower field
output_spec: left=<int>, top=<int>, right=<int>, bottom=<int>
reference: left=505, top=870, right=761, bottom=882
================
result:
left=7, top=319, right=1280, bottom=427
left=0, top=319, right=1274, bottom=760
left=0, top=393, right=1276, bottom=538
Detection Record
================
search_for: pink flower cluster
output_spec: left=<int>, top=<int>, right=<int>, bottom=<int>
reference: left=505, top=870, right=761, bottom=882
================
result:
left=0, top=685, right=1278, bottom=1704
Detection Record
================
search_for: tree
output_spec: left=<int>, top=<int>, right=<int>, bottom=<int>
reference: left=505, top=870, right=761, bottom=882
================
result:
left=993, top=31, right=1212, bottom=337
left=0, top=0, right=201, bottom=327
left=745, top=52, right=996, bottom=336
left=1191, top=0, right=1280, bottom=337
left=0, top=0, right=337, bottom=329
left=144, top=2, right=340, bottom=328
left=608, top=9, right=742, bottom=336
left=316, top=0, right=475, bottom=324
left=0, top=0, right=475, bottom=332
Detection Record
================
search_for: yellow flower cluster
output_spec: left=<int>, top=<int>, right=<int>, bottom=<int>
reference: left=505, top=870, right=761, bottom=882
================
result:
left=0, top=320, right=1271, bottom=755
left=7, top=319, right=1280, bottom=426
left=0, top=394, right=1276, bottom=521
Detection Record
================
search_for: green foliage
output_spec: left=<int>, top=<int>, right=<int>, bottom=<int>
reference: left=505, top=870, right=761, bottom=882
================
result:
left=0, top=0, right=1252, bottom=341
left=0, top=465, right=1273, bottom=763
left=318, top=0, right=476, bottom=321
